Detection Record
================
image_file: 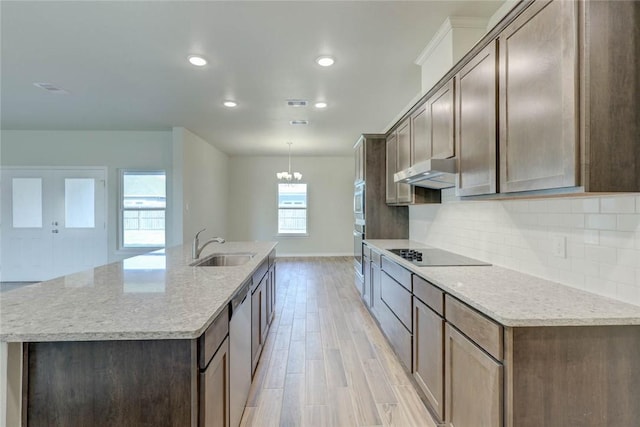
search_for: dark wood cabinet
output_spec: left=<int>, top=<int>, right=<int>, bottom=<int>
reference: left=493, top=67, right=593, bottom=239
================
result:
left=385, top=133, right=399, bottom=204
left=456, top=41, right=497, bottom=197
left=413, top=276, right=445, bottom=423
left=429, top=79, right=455, bottom=160
left=411, top=103, right=430, bottom=165
left=266, top=263, right=276, bottom=326
left=251, top=274, right=267, bottom=376
left=499, top=0, right=578, bottom=193
left=200, top=336, right=230, bottom=427
left=396, top=120, right=412, bottom=203
left=445, top=324, right=503, bottom=427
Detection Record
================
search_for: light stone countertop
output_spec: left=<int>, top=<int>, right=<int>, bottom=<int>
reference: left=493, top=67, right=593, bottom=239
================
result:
left=0, top=241, right=277, bottom=342
left=366, top=239, right=640, bottom=327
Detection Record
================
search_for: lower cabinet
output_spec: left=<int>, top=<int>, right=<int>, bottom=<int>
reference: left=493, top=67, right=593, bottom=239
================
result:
left=200, top=336, right=230, bottom=427
left=251, top=274, right=267, bottom=376
left=445, top=324, right=502, bottom=427
left=362, top=254, right=371, bottom=307
left=370, top=250, right=382, bottom=318
left=413, top=297, right=445, bottom=423
left=266, top=263, right=276, bottom=325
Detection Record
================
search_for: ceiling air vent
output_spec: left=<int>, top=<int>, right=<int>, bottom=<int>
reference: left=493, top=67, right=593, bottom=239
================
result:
left=286, top=99, right=308, bottom=107
left=33, top=82, right=69, bottom=94
left=289, top=120, right=309, bottom=125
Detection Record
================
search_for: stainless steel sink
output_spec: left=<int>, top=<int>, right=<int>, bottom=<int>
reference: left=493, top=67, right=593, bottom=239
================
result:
left=192, top=253, right=256, bottom=267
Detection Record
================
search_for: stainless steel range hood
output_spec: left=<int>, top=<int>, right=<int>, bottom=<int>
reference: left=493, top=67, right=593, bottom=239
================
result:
left=394, top=158, right=458, bottom=189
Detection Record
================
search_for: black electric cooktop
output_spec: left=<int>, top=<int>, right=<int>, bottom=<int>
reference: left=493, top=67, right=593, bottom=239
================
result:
left=389, top=248, right=491, bottom=267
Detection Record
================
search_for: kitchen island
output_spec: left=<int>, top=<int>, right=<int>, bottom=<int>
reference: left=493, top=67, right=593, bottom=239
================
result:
left=363, top=239, right=640, bottom=427
left=0, top=241, right=277, bottom=427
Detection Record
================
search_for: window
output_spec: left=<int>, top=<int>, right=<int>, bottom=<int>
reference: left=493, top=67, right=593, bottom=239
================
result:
left=120, top=170, right=166, bottom=248
left=278, top=183, right=307, bottom=235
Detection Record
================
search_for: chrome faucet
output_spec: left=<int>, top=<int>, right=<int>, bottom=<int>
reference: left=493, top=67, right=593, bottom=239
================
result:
left=192, top=228, right=225, bottom=259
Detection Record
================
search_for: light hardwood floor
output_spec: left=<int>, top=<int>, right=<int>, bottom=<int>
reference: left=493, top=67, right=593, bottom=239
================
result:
left=240, top=257, right=436, bottom=427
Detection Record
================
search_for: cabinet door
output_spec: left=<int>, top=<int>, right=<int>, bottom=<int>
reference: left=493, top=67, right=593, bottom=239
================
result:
left=499, top=0, right=577, bottom=193
left=386, top=133, right=398, bottom=204
left=355, top=139, right=364, bottom=184
left=269, top=265, right=276, bottom=324
left=265, top=269, right=273, bottom=326
left=251, top=282, right=263, bottom=375
left=362, top=256, right=370, bottom=306
left=396, top=120, right=412, bottom=203
left=259, top=277, right=268, bottom=346
left=413, top=298, right=445, bottom=422
left=412, top=103, right=431, bottom=165
left=456, top=42, right=497, bottom=197
left=370, top=257, right=382, bottom=319
left=445, top=324, right=502, bottom=427
left=430, top=79, right=455, bottom=159
left=200, top=337, right=230, bottom=427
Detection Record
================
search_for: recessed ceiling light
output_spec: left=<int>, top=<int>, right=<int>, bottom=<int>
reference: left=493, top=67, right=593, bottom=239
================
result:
left=223, top=101, right=237, bottom=108
left=316, top=56, right=335, bottom=67
left=314, top=102, right=328, bottom=109
left=290, top=120, right=309, bottom=125
left=188, top=55, right=207, bottom=67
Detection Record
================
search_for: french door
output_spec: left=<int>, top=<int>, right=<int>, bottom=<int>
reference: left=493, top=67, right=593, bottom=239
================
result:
left=1, top=167, right=107, bottom=282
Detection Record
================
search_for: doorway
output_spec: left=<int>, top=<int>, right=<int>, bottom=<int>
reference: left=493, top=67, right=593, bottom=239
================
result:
left=1, top=167, right=107, bottom=282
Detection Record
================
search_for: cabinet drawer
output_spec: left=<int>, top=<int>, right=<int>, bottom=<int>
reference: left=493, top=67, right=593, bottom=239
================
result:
left=371, top=250, right=381, bottom=266
left=381, top=256, right=412, bottom=292
left=376, top=295, right=412, bottom=370
left=445, top=295, right=503, bottom=361
left=381, top=271, right=412, bottom=331
left=413, top=275, right=444, bottom=316
left=199, top=305, right=230, bottom=370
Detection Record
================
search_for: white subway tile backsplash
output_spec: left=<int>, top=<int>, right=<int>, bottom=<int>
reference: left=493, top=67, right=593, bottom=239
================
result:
left=600, top=264, right=636, bottom=285
left=599, top=231, right=636, bottom=249
left=542, top=199, right=573, bottom=213
left=585, top=214, right=617, bottom=230
left=600, top=196, right=636, bottom=213
left=616, top=283, right=640, bottom=306
left=617, top=248, right=640, bottom=267
left=585, top=245, right=617, bottom=264
left=571, top=258, right=599, bottom=277
left=571, top=197, right=600, bottom=213
left=415, top=194, right=640, bottom=306
left=616, top=214, right=640, bottom=231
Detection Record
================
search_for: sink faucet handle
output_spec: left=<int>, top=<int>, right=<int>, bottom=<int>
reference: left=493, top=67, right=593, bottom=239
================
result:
left=195, top=228, right=206, bottom=240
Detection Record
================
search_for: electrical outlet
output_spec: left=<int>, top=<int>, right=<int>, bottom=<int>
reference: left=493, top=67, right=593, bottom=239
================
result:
left=551, top=235, right=567, bottom=258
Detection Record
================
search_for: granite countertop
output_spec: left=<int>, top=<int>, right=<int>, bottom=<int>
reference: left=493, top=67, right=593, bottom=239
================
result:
left=366, top=239, right=640, bottom=327
left=0, top=241, right=277, bottom=342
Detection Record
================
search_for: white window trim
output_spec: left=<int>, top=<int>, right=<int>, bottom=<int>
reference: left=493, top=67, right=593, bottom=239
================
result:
left=276, top=182, right=309, bottom=237
left=118, top=169, right=167, bottom=252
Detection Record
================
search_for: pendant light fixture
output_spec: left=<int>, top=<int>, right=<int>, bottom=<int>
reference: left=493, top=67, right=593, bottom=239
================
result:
left=276, top=142, right=302, bottom=182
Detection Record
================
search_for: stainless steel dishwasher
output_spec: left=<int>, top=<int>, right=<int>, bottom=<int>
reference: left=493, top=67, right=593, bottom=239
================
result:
left=229, top=278, right=252, bottom=427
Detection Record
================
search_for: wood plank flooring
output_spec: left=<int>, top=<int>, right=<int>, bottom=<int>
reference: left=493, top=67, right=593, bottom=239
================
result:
left=240, top=257, right=436, bottom=427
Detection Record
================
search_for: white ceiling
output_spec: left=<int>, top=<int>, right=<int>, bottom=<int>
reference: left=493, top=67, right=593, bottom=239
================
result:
left=1, top=1, right=503, bottom=156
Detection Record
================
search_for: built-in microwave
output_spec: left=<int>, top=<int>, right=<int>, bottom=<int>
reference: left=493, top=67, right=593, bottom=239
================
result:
left=354, top=183, right=364, bottom=220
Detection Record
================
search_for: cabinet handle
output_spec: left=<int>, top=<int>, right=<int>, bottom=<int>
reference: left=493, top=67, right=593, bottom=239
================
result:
left=52, top=229, right=59, bottom=233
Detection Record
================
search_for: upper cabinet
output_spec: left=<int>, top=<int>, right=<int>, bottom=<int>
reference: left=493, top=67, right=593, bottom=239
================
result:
left=355, top=138, right=365, bottom=184
left=384, top=0, right=640, bottom=199
left=386, top=132, right=399, bottom=204
left=499, top=0, right=578, bottom=193
left=456, top=42, right=497, bottom=197
left=429, top=79, right=455, bottom=160
left=396, top=120, right=412, bottom=204
left=411, top=78, right=455, bottom=165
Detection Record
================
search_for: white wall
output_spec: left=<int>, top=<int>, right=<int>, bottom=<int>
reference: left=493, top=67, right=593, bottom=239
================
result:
left=410, top=190, right=640, bottom=306
left=227, top=156, right=353, bottom=256
left=0, top=130, right=174, bottom=262
left=173, top=127, right=229, bottom=244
